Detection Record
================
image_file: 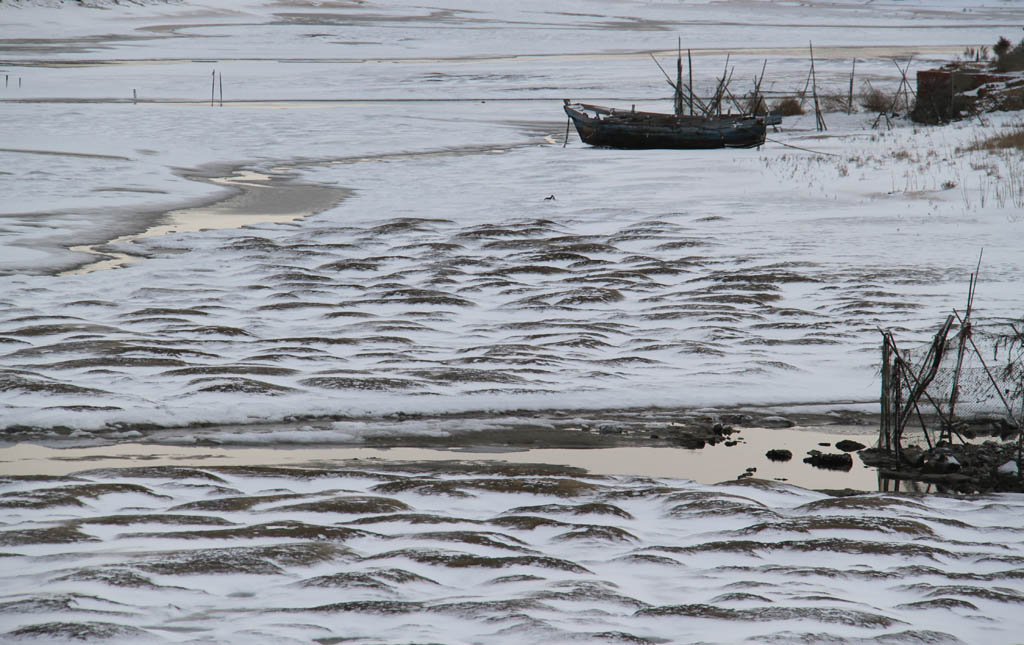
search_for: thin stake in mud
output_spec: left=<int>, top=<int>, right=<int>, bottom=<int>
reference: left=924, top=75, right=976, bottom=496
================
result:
left=809, top=42, right=826, bottom=131
left=848, top=59, right=856, bottom=115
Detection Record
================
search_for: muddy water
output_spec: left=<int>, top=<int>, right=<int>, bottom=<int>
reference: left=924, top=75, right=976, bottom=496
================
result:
left=1, top=425, right=879, bottom=490
left=61, top=169, right=351, bottom=276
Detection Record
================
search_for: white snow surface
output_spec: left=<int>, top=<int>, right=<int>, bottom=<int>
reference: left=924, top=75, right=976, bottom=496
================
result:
left=0, top=0, right=1022, bottom=437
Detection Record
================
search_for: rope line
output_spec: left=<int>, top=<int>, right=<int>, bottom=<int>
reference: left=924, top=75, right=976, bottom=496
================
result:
left=765, top=137, right=843, bottom=157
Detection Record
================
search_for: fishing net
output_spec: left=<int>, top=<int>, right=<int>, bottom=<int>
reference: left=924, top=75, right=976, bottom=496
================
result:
left=893, top=324, right=1022, bottom=427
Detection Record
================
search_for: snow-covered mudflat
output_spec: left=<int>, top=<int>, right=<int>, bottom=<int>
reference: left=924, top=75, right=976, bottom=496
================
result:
left=1, top=0, right=1022, bottom=437
left=3, top=462, right=1024, bottom=643
left=1, top=2, right=1024, bottom=640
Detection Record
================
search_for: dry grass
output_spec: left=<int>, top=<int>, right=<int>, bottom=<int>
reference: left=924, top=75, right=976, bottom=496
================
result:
left=962, top=122, right=1024, bottom=152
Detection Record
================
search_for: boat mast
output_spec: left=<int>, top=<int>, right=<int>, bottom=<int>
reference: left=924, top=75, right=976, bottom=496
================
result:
left=674, top=38, right=684, bottom=116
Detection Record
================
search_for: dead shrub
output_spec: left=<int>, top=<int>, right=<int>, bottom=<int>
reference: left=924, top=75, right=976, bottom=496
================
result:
left=772, top=97, right=804, bottom=116
left=859, top=83, right=892, bottom=113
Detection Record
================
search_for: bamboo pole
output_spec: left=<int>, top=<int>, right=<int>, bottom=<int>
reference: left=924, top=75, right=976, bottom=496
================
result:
left=894, top=315, right=954, bottom=450
left=210, top=70, right=215, bottom=107
left=715, top=54, right=730, bottom=116
left=810, top=42, right=826, bottom=131
left=650, top=53, right=712, bottom=116
left=881, top=332, right=892, bottom=452
left=688, top=49, right=694, bottom=116
left=952, top=308, right=1020, bottom=427
left=948, top=271, right=977, bottom=431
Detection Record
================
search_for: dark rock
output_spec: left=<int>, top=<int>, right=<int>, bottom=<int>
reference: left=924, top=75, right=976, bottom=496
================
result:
left=862, top=440, right=1024, bottom=493
left=835, top=440, right=866, bottom=453
left=900, top=446, right=925, bottom=466
left=803, top=451, right=853, bottom=471
left=673, top=436, right=706, bottom=450
left=922, top=452, right=961, bottom=474
left=765, top=449, right=792, bottom=462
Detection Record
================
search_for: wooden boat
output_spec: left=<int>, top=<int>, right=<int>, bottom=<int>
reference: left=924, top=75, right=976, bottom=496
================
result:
left=563, top=100, right=769, bottom=150
left=562, top=45, right=778, bottom=150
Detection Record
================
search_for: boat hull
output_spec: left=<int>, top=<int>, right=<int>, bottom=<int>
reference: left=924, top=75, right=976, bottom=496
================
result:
left=564, top=104, right=767, bottom=150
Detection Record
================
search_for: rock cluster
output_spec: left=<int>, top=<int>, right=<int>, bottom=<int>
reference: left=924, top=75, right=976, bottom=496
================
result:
left=860, top=440, right=1024, bottom=493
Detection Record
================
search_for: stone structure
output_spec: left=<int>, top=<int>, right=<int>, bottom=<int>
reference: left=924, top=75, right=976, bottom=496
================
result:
left=912, top=64, right=1023, bottom=123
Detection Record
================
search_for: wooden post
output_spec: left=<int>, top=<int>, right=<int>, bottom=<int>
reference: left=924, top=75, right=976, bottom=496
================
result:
left=950, top=69, right=955, bottom=120
left=133, top=88, right=137, bottom=105
left=219, top=72, right=223, bottom=107
left=848, top=59, right=856, bottom=114
left=211, top=70, right=215, bottom=107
